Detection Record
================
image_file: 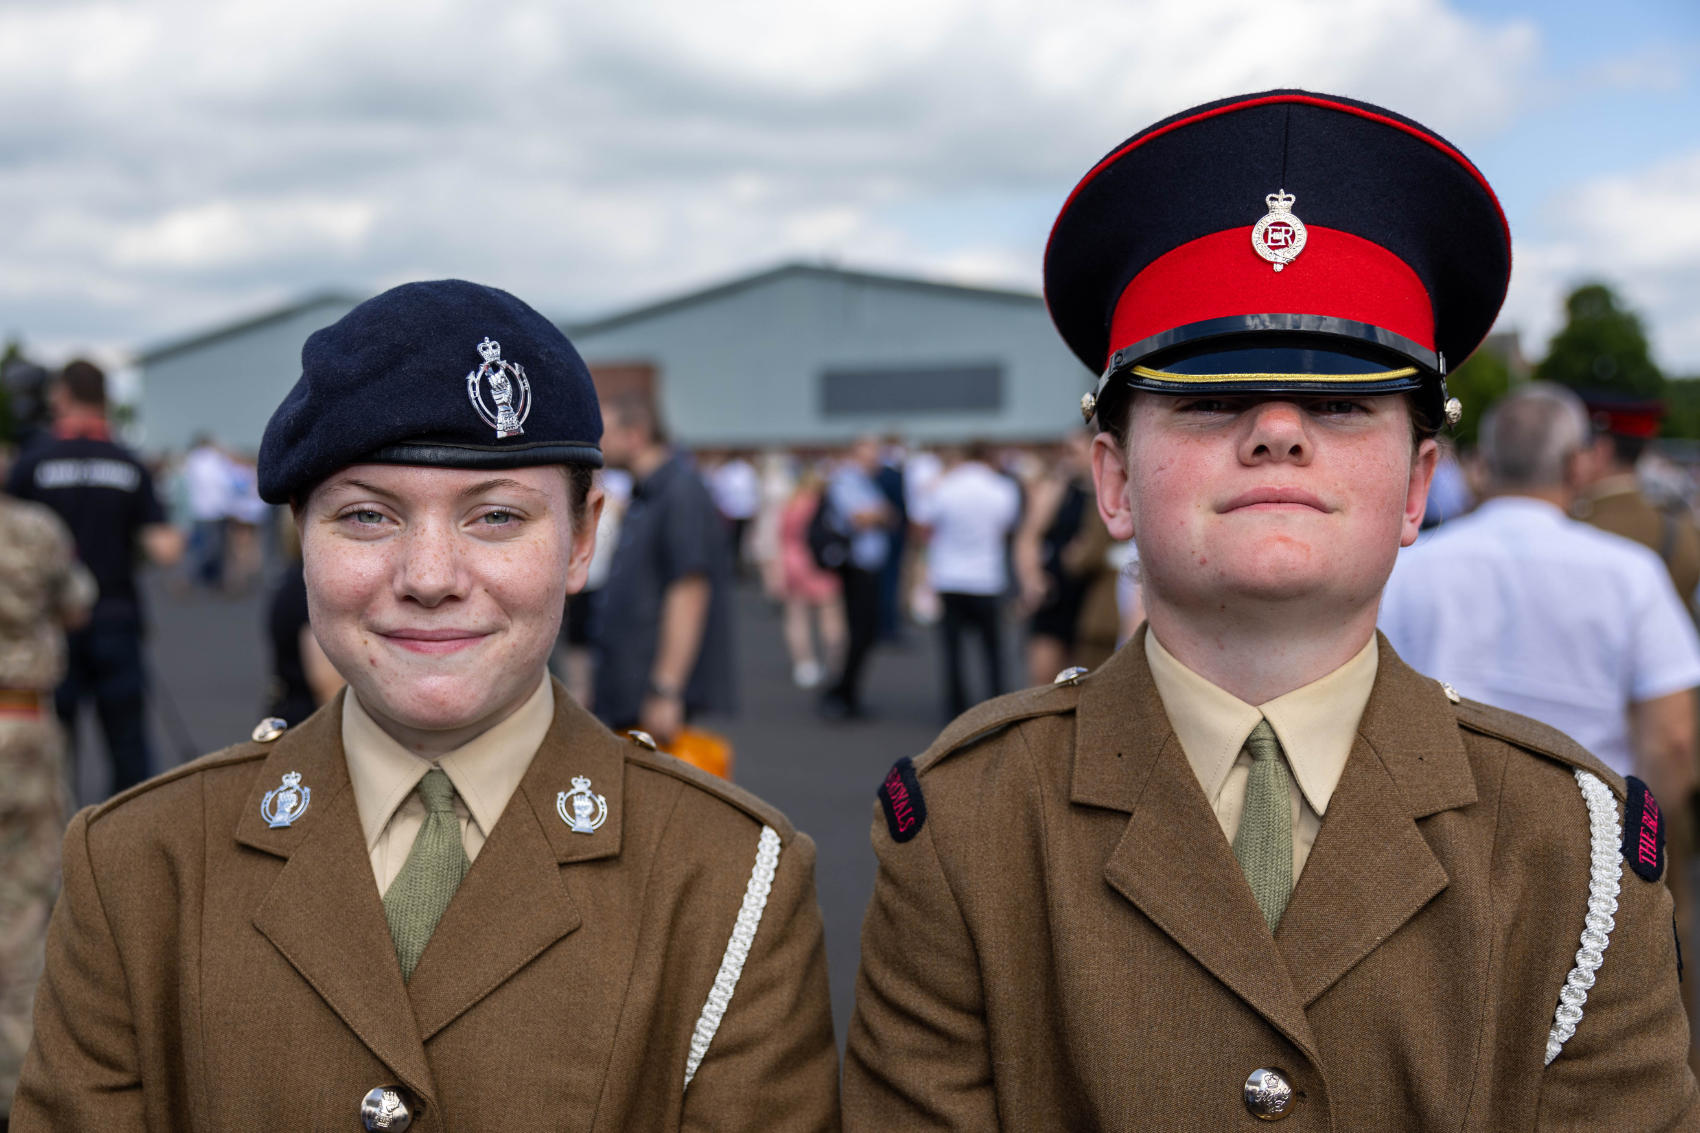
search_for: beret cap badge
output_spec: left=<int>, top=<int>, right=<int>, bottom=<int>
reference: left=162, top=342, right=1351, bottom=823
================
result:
left=1250, top=189, right=1306, bottom=272
left=465, top=336, right=532, bottom=439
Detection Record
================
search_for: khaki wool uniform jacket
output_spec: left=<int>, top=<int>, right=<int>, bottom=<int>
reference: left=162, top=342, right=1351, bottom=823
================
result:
left=1577, top=482, right=1700, bottom=617
left=844, top=631, right=1699, bottom=1131
left=15, top=684, right=840, bottom=1131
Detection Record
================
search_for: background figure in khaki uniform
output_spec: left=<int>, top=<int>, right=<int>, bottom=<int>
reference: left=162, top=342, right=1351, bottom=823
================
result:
left=1574, top=393, right=1700, bottom=1071
left=14, top=281, right=839, bottom=1131
left=845, top=91, right=1699, bottom=1130
left=1576, top=395, right=1700, bottom=618
left=0, top=486, right=95, bottom=1121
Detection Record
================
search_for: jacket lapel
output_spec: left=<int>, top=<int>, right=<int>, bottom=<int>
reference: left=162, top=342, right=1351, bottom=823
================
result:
left=1074, top=633, right=1319, bottom=1059
left=405, top=686, right=624, bottom=1041
left=236, top=698, right=436, bottom=1100
left=1275, top=637, right=1478, bottom=1006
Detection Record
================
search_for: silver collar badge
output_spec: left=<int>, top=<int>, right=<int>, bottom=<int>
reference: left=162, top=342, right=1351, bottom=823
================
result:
left=1251, top=189, right=1307, bottom=272
left=261, top=770, right=311, bottom=828
left=465, top=336, right=532, bottom=439
left=558, top=775, right=608, bottom=834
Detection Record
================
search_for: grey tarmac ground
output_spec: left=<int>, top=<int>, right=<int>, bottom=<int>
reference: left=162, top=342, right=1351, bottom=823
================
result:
left=73, top=567, right=1012, bottom=1050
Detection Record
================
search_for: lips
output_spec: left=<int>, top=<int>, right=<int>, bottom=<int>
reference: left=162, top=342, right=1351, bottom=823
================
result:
left=379, top=628, right=492, bottom=655
left=1221, top=487, right=1331, bottom=512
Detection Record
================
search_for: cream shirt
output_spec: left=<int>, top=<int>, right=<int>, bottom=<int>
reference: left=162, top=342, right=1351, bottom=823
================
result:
left=1145, top=632, right=1378, bottom=879
left=344, top=672, right=555, bottom=896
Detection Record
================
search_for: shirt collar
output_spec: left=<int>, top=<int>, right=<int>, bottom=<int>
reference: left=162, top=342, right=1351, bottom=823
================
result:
left=343, top=671, right=556, bottom=850
left=1472, top=495, right=1568, bottom=523
left=1145, top=631, right=1378, bottom=817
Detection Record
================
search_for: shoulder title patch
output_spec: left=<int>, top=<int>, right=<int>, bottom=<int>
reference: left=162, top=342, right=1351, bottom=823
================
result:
left=879, top=757, right=927, bottom=843
left=1622, top=776, right=1665, bottom=882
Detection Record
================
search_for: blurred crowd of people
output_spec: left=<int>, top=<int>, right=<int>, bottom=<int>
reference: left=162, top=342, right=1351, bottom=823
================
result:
left=13, top=359, right=1700, bottom=1102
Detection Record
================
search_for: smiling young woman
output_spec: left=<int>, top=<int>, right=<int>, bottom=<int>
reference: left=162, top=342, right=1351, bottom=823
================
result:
left=15, top=281, right=839, bottom=1131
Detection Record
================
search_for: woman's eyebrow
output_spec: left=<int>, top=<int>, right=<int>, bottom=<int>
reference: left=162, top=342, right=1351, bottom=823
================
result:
left=457, top=477, right=546, bottom=501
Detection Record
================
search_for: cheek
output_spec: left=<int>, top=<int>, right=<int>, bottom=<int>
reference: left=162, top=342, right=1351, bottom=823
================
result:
left=487, top=530, right=574, bottom=616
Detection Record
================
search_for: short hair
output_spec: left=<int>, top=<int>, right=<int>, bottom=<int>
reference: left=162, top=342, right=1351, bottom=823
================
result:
left=562, top=463, right=596, bottom=531
left=1479, top=383, right=1590, bottom=490
left=1606, top=432, right=1647, bottom=468
left=57, top=359, right=107, bottom=407
left=606, top=396, right=668, bottom=446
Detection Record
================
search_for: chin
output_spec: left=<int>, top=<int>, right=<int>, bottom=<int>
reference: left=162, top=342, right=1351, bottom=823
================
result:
left=368, top=676, right=514, bottom=734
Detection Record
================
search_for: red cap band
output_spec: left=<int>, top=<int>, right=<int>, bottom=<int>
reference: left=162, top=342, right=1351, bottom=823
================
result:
left=1109, top=226, right=1435, bottom=367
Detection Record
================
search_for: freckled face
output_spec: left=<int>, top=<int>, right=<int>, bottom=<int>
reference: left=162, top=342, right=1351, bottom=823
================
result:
left=301, top=464, right=598, bottom=741
left=1099, top=393, right=1437, bottom=614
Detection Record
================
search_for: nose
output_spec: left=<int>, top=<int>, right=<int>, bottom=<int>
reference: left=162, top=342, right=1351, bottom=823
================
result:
left=395, top=518, right=469, bottom=607
left=1238, top=401, right=1312, bottom=466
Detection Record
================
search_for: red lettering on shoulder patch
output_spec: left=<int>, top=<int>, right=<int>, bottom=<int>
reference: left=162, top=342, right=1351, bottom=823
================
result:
left=1621, top=776, right=1665, bottom=883
left=878, top=757, right=928, bottom=844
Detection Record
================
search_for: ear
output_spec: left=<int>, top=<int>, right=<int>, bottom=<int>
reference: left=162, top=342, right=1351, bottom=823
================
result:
left=1091, top=432, right=1137, bottom=541
left=1399, top=438, right=1440, bottom=548
left=564, top=486, right=605, bottom=595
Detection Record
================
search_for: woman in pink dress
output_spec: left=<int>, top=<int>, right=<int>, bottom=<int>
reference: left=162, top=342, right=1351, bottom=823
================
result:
left=777, top=467, right=845, bottom=688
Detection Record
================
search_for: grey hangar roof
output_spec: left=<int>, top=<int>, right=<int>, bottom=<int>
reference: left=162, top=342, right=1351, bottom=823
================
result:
left=135, top=262, right=1092, bottom=454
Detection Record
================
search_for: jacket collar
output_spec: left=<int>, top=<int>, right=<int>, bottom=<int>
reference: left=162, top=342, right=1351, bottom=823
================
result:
left=1074, top=627, right=1477, bottom=1049
left=1070, top=628, right=1475, bottom=821
left=236, top=682, right=632, bottom=1091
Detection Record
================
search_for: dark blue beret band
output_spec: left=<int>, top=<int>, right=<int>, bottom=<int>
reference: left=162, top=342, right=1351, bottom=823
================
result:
left=258, top=279, right=604, bottom=504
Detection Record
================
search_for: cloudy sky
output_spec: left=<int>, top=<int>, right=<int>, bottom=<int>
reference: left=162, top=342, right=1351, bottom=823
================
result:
left=3, top=0, right=1697, bottom=376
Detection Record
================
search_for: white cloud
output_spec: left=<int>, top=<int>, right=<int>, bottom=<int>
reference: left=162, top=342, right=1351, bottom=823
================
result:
left=1503, top=148, right=1700, bottom=374
left=0, top=0, right=1551, bottom=366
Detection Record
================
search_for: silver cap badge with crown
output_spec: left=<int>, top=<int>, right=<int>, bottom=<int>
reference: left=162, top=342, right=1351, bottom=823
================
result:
left=465, top=336, right=533, bottom=439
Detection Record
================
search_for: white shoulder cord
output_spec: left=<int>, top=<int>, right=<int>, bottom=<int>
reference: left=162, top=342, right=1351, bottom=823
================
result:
left=1545, top=770, right=1623, bottom=1065
left=683, top=825, right=782, bottom=1090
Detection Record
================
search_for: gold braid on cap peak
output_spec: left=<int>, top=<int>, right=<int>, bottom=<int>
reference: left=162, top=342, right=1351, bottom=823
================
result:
left=1127, top=364, right=1419, bottom=385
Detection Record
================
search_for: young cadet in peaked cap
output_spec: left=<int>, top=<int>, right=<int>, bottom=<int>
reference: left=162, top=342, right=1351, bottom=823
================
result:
left=15, top=280, right=839, bottom=1132
left=843, top=91, right=1699, bottom=1130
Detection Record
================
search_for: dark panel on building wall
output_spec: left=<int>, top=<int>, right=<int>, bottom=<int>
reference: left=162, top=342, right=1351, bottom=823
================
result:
left=820, top=364, right=1003, bottom=415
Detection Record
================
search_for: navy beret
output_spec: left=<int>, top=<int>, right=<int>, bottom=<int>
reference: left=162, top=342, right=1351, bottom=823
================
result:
left=1044, top=90, right=1511, bottom=427
left=258, top=279, right=603, bottom=504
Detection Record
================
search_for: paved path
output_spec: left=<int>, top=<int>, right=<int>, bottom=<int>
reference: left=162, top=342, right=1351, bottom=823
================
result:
left=81, top=568, right=1012, bottom=1048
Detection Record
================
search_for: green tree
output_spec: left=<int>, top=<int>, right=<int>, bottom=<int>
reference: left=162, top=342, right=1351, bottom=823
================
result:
left=1534, top=282, right=1664, bottom=397
left=1661, top=376, right=1700, bottom=440
left=1445, top=347, right=1511, bottom=449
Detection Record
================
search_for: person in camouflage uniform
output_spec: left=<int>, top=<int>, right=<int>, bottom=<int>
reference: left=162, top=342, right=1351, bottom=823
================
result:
left=0, top=484, right=94, bottom=1120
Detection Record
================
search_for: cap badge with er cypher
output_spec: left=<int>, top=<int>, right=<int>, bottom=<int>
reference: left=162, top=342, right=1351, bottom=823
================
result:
left=1251, top=190, right=1307, bottom=272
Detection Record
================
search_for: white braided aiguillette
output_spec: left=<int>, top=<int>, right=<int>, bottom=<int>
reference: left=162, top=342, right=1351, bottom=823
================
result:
left=1545, top=769, right=1622, bottom=1066
left=683, top=825, right=781, bottom=1091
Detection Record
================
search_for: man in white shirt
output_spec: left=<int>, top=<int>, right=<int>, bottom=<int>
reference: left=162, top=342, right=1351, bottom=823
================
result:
left=1380, top=383, right=1700, bottom=805
left=914, top=443, right=1021, bottom=718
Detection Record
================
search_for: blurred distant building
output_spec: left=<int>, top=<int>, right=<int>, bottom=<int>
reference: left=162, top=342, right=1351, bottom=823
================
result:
left=568, top=263, right=1087, bottom=448
left=134, top=263, right=1090, bottom=453
left=136, top=292, right=361, bottom=453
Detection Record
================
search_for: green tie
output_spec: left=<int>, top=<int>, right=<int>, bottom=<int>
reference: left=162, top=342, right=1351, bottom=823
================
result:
left=383, top=769, right=470, bottom=982
left=1233, top=719, right=1294, bottom=933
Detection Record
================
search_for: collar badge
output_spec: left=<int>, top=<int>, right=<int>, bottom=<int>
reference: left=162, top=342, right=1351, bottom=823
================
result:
left=1251, top=189, right=1307, bottom=272
left=558, top=775, right=608, bottom=834
left=261, top=770, right=311, bottom=828
left=465, top=336, right=532, bottom=439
